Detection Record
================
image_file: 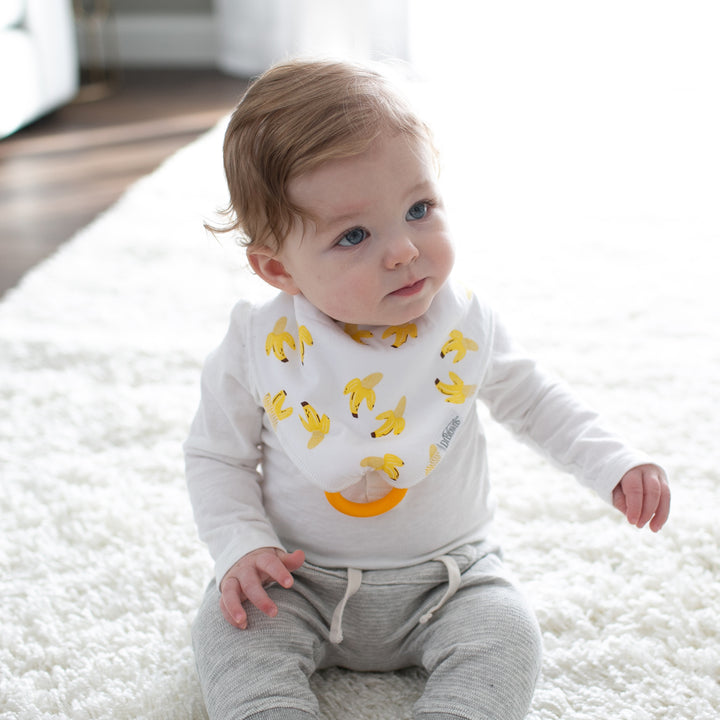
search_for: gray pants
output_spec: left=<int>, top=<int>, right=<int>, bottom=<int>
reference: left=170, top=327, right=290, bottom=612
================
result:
left=192, top=543, right=542, bottom=720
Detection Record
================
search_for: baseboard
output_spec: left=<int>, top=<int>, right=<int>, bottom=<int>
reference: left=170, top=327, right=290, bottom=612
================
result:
left=77, top=13, right=217, bottom=68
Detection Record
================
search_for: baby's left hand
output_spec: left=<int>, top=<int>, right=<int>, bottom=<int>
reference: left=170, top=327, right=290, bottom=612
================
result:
left=612, top=464, right=670, bottom=532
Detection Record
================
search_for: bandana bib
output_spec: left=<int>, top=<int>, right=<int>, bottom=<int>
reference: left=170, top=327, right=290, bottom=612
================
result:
left=250, top=281, right=490, bottom=516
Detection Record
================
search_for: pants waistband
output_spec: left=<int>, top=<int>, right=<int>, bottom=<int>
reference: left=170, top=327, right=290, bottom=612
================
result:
left=328, top=554, right=463, bottom=645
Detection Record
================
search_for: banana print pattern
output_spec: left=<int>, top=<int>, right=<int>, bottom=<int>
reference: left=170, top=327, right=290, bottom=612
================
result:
left=425, top=443, right=441, bottom=475
left=382, top=323, right=417, bottom=348
left=343, top=323, right=374, bottom=345
left=256, top=283, right=484, bottom=517
left=434, top=372, right=477, bottom=404
left=344, top=372, right=383, bottom=418
left=371, top=396, right=406, bottom=438
left=298, top=325, right=313, bottom=364
left=299, top=401, right=330, bottom=449
left=263, top=390, right=293, bottom=429
left=360, top=453, right=405, bottom=481
left=440, top=330, right=478, bottom=364
left=265, top=317, right=296, bottom=363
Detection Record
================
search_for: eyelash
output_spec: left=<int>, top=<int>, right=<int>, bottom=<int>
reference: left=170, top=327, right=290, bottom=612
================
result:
left=335, top=199, right=436, bottom=248
left=337, top=227, right=368, bottom=247
left=407, top=199, right=435, bottom=221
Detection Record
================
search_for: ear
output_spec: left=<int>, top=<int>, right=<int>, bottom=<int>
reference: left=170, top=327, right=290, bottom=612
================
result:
left=246, top=246, right=300, bottom=295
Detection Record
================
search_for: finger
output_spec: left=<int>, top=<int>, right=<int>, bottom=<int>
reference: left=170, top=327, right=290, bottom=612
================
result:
left=220, top=577, right=248, bottom=629
left=256, top=551, right=300, bottom=590
left=637, top=470, right=663, bottom=528
left=279, top=549, right=306, bottom=577
left=612, top=483, right=628, bottom=515
left=237, top=564, right=279, bottom=618
left=621, top=471, right=645, bottom=525
left=220, top=593, right=247, bottom=628
left=649, top=481, right=671, bottom=532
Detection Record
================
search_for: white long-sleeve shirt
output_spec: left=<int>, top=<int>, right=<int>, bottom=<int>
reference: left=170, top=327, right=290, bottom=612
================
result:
left=185, top=282, right=652, bottom=587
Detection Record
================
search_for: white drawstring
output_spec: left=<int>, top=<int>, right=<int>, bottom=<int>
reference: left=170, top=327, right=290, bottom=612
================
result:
left=419, top=555, right=462, bottom=625
left=329, top=567, right=362, bottom=644
left=328, top=555, right=462, bottom=644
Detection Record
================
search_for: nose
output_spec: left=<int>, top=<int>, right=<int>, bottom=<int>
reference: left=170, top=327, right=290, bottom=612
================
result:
left=383, top=233, right=419, bottom=269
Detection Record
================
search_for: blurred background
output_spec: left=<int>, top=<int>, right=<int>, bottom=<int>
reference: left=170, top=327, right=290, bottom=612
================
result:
left=1, top=0, right=719, bottom=298
left=1, top=0, right=413, bottom=298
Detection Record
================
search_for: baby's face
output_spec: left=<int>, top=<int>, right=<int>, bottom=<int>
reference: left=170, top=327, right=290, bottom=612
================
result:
left=273, top=131, right=454, bottom=327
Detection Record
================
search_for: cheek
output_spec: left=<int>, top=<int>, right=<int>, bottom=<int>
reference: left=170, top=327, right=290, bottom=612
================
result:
left=429, top=234, right=455, bottom=273
left=326, top=271, right=378, bottom=318
left=447, top=241, right=456, bottom=271
left=327, top=273, right=372, bottom=306
left=304, top=262, right=366, bottom=308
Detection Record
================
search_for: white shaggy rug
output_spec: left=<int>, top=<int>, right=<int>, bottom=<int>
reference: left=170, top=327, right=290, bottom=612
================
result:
left=2, top=68, right=720, bottom=718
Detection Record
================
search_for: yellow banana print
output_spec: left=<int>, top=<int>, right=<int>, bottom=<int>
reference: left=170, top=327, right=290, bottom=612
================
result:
left=425, top=443, right=442, bottom=475
left=371, top=396, right=407, bottom=438
left=265, top=317, right=296, bottom=363
left=360, top=453, right=405, bottom=481
left=262, top=390, right=293, bottom=429
left=343, top=323, right=374, bottom=345
left=343, top=372, right=383, bottom=418
left=298, top=325, right=313, bottom=364
left=434, top=371, right=477, bottom=404
left=299, top=401, right=330, bottom=449
left=440, top=330, right=479, bottom=364
left=382, top=323, right=417, bottom=348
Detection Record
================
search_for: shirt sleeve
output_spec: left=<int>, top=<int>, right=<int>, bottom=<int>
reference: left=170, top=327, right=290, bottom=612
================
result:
left=184, top=301, right=283, bottom=587
left=478, top=309, right=658, bottom=504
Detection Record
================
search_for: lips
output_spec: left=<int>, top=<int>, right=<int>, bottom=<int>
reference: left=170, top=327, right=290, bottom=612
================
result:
left=391, top=278, right=426, bottom=297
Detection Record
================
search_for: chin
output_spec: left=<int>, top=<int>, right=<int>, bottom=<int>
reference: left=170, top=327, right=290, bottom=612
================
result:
left=334, top=292, right=437, bottom=327
left=383, top=304, right=432, bottom=327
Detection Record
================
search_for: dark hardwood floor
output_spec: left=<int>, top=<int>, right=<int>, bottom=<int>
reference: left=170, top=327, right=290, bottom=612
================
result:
left=0, top=69, right=247, bottom=299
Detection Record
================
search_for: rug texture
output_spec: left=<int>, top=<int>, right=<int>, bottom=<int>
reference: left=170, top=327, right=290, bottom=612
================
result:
left=1, top=102, right=719, bottom=719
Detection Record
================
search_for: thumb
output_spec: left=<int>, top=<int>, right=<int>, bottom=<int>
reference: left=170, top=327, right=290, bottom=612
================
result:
left=612, top=482, right=627, bottom=515
left=278, top=548, right=305, bottom=573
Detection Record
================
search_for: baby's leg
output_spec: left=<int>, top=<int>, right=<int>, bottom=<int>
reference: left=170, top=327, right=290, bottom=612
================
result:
left=191, top=579, right=322, bottom=720
left=413, top=552, right=542, bottom=720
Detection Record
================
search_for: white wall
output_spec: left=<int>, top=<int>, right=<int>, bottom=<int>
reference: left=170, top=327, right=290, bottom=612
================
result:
left=75, top=10, right=215, bottom=67
left=81, top=0, right=407, bottom=70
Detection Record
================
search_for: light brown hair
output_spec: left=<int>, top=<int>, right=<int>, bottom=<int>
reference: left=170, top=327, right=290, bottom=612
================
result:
left=209, top=58, right=436, bottom=251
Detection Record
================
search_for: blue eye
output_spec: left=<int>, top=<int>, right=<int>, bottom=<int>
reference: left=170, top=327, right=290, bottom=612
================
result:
left=406, top=201, right=429, bottom=221
left=337, top=227, right=368, bottom=247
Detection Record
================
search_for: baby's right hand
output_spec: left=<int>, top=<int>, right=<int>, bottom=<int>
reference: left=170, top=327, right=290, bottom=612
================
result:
left=219, top=547, right=305, bottom=629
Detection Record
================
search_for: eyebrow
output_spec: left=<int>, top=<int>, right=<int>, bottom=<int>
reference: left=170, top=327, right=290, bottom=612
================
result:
left=322, top=207, right=367, bottom=229
left=321, top=180, right=435, bottom=229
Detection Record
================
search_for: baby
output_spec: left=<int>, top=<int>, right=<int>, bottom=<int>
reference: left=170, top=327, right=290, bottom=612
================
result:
left=185, top=59, right=670, bottom=720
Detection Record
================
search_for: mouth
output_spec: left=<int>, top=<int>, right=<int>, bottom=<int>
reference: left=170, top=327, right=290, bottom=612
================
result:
left=390, top=278, right=426, bottom=297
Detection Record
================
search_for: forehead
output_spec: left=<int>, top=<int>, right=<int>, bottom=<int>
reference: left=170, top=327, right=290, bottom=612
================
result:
left=288, top=133, right=437, bottom=219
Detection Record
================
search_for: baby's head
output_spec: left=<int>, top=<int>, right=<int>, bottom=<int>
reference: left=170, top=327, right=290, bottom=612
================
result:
left=217, top=58, right=436, bottom=253
left=217, top=59, right=454, bottom=327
